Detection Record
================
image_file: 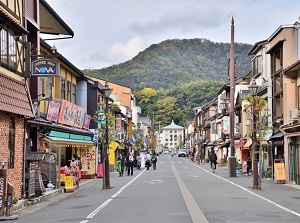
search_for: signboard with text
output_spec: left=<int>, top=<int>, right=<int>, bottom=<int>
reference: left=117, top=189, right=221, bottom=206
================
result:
left=31, top=58, right=60, bottom=77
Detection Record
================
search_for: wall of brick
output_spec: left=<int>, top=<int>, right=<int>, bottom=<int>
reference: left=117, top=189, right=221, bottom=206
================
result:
left=0, top=111, right=25, bottom=199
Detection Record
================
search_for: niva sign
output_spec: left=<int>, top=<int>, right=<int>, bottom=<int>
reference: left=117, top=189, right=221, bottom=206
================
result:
left=31, top=58, right=60, bottom=77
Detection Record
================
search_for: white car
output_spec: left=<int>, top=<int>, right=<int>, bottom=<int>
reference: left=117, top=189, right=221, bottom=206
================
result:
left=178, top=149, right=187, bottom=157
left=164, top=150, right=169, bottom=154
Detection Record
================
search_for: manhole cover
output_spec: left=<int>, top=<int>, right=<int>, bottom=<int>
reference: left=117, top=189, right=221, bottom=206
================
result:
left=67, top=205, right=90, bottom=209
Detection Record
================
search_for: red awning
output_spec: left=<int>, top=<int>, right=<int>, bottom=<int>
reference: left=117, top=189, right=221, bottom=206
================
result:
left=234, top=140, right=246, bottom=149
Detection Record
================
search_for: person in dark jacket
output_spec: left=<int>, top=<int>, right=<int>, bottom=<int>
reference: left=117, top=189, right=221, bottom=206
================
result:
left=126, top=152, right=134, bottom=176
left=209, top=150, right=217, bottom=172
left=151, top=151, right=158, bottom=170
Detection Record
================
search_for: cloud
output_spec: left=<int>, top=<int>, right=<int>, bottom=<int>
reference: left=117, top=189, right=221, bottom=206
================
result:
left=105, top=37, right=145, bottom=64
left=129, top=3, right=229, bottom=35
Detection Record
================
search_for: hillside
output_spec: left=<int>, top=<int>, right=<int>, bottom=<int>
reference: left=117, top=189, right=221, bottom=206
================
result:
left=84, top=38, right=252, bottom=92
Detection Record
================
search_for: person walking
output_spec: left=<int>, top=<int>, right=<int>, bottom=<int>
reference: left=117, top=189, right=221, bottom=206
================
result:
left=117, top=154, right=125, bottom=177
left=145, top=152, right=151, bottom=170
left=151, top=151, right=157, bottom=170
left=126, top=152, right=134, bottom=176
left=136, top=153, right=141, bottom=170
left=209, top=150, right=217, bottom=173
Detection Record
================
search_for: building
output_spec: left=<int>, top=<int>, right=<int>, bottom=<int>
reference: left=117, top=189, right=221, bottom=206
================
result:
left=161, top=120, right=184, bottom=152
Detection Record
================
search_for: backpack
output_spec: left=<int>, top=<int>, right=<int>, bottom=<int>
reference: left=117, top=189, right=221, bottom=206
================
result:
left=211, top=153, right=217, bottom=161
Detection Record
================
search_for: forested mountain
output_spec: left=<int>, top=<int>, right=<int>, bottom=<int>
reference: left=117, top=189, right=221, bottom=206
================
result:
left=84, top=38, right=252, bottom=92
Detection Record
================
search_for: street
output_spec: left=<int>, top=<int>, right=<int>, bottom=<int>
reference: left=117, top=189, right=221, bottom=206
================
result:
left=8, top=154, right=300, bottom=223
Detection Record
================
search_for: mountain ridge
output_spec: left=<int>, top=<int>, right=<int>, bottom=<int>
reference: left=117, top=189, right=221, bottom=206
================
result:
left=84, top=38, right=252, bottom=92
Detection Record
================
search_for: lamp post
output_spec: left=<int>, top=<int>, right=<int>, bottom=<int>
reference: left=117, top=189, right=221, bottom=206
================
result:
left=228, top=17, right=236, bottom=177
left=248, top=80, right=260, bottom=190
left=103, top=81, right=113, bottom=190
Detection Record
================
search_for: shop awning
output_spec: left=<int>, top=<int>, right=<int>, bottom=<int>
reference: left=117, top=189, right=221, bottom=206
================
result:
left=45, top=130, right=94, bottom=145
left=268, top=131, right=283, bottom=141
left=234, top=140, right=246, bottom=149
left=243, top=138, right=252, bottom=150
left=116, top=140, right=125, bottom=150
left=109, top=141, right=119, bottom=151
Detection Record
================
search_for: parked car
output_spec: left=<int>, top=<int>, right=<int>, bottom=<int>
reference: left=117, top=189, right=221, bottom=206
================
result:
left=178, top=149, right=187, bottom=157
left=164, top=150, right=169, bottom=154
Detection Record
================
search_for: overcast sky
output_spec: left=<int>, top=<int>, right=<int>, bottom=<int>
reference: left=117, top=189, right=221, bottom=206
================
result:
left=45, top=0, right=300, bottom=70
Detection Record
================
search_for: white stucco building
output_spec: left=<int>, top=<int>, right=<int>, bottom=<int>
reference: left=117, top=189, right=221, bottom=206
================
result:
left=161, top=120, right=184, bottom=151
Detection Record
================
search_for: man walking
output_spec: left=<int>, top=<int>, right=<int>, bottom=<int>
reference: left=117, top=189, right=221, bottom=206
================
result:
left=126, top=152, right=134, bottom=176
left=209, top=150, right=217, bottom=173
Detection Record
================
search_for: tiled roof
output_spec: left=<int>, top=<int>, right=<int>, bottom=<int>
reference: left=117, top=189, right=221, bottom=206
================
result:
left=0, top=74, right=34, bottom=117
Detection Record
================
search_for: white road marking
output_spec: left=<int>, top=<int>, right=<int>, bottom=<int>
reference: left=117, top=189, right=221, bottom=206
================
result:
left=191, top=162, right=300, bottom=218
left=85, top=169, right=146, bottom=220
left=143, top=179, right=164, bottom=184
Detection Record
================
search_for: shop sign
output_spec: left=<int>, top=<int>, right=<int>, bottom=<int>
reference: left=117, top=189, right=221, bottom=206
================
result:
left=31, top=58, right=60, bottom=77
left=223, top=116, right=230, bottom=134
left=83, top=114, right=91, bottom=130
left=46, top=100, right=61, bottom=122
left=58, top=100, right=86, bottom=128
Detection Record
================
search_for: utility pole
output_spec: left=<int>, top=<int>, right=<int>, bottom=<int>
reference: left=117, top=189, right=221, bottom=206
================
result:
left=229, top=17, right=237, bottom=177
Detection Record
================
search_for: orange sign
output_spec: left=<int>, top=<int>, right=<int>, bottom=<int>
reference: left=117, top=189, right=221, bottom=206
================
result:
left=274, top=163, right=286, bottom=181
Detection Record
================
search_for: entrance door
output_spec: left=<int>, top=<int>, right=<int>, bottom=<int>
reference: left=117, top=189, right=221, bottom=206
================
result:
left=66, top=147, right=72, bottom=167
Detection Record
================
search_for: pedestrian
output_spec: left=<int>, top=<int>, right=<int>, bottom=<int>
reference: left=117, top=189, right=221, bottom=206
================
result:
left=209, top=150, right=217, bottom=173
left=151, top=151, right=157, bottom=170
left=126, top=152, right=134, bottom=176
left=117, top=154, right=124, bottom=177
left=145, top=152, right=151, bottom=170
left=136, top=153, right=141, bottom=170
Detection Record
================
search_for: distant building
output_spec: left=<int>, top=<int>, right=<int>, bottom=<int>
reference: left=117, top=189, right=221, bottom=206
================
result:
left=161, top=120, right=184, bottom=151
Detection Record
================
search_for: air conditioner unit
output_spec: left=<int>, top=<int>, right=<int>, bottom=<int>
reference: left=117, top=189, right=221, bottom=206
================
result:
left=290, top=109, right=299, bottom=119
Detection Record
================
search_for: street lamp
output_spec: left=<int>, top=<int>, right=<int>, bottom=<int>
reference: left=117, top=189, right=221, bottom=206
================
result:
left=228, top=17, right=236, bottom=177
left=248, top=80, right=260, bottom=190
left=103, top=81, right=113, bottom=190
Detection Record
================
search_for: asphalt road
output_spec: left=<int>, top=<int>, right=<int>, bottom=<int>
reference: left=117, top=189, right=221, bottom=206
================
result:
left=7, top=154, right=300, bottom=223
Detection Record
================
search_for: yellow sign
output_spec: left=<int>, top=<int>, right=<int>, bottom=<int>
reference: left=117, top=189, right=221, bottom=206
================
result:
left=65, top=176, right=74, bottom=189
left=274, top=163, right=286, bottom=181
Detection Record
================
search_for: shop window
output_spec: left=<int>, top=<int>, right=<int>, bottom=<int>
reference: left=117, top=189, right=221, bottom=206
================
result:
left=61, top=77, right=65, bottom=99
left=67, top=80, right=71, bottom=101
left=71, top=83, right=76, bottom=104
left=40, top=77, right=45, bottom=96
left=0, top=28, right=17, bottom=70
left=8, top=117, right=15, bottom=169
left=46, top=77, right=52, bottom=98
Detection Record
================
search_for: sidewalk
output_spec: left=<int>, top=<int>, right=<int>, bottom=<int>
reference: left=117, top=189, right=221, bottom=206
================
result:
left=12, top=178, right=96, bottom=214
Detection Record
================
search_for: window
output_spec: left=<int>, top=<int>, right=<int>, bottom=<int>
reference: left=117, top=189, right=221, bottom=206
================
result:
left=67, top=80, right=71, bottom=101
left=46, top=77, right=52, bottom=98
left=61, top=77, right=65, bottom=99
left=170, top=130, right=173, bottom=133
left=170, top=135, right=173, bottom=141
left=0, top=28, right=17, bottom=69
left=252, top=55, right=262, bottom=75
left=8, top=117, right=15, bottom=169
left=71, top=83, right=76, bottom=103
left=40, top=77, right=45, bottom=96
left=174, top=130, right=177, bottom=133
